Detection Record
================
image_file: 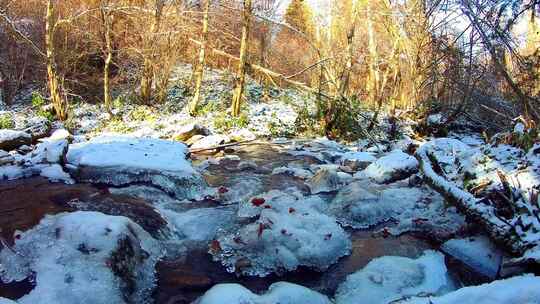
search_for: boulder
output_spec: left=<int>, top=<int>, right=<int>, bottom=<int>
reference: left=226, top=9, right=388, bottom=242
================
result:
left=0, top=150, right=14, bottom=165
left=335, top=250, right=455, bottom=304
left=340, top=151, right=377, bottom=171
left=66, top=136, right=206, bottom=200
left=0, top=211, right=162, bottom=304
left=0, top=130, right=31, bottom=151
left=228, top=128, right=256, bottom=142
left=362, top=150, right=419, bottom=183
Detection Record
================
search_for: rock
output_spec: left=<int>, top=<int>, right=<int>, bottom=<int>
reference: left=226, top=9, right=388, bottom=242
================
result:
left=186, top=134, right=205, bottom=146
left=213, top=190, right=351, bottom=277
left=340, top=151, right=377, bottom=171
left=46, top=129, right=72, bottom=142
left=0, top=130, right=31, bottom=151
left=441, top=235, right=503, bottom=279
left=361, top=150, right=419, bottom=183
left=228, top=128, right=256, bottom=142
left=66, top=136, right=207, bottom=200
left=190, top=135, right=230, bottom=151
left=0, top=211, right=162, bottom=304
left=24, top=117, right=51, bottom=141
left=335, top=250, right=455, bottom=304
left=174, top=123, right=209, bottom=142
left=0, top=150, right=14, bottom=165
left=197, top=282, right=332, bottom=304
left=306, top=168, right=343, bottom=194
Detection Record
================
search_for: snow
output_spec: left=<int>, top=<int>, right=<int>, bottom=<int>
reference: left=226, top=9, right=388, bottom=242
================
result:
left=66, top=136, right=206, bottom=199
left=212, top=190, right=351, bottom=277
left=402, top=275, right=540, bottom=304
left=335, top=250, right=455, bottom=304
left=38, top=164, right=74, bottom=184
left=441, top=235, right=503, bottom=279
left=0, top=129, right=30, bottom=142
left=190, top=135, right=230, bottom=150
left=162, top=207, right=236, bottom=242
left=0, top=165, right=29, bottom=180
left=196, top=282, right=332, bottom=304
left=272, top=166, right=314, bottom=180
left=340, top=151, right=377, bottom=170
left=361, top=150, right=419, bottom=183
left=427, top=114, right=443, bottom=125
left=0, top=211, right=162, bottom=304
left=307, top=168, right=344, bottom=194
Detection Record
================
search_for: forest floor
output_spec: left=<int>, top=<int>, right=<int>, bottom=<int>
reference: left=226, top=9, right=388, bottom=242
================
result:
left=0, top=66, right=539, bottom=304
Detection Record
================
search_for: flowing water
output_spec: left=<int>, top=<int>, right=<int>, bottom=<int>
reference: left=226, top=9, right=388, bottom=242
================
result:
left=0, top=143, right=486, bottom=303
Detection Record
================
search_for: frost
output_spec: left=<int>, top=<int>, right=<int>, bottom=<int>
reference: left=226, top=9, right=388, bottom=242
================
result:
left=66, top=136, right=206, bottom=199
left=361, top=150, right=419, bottom=183
left=0, top=211, right=162, bottom=304
left=335, top=250, right=455, bottom=304
left=211, top=190, right=351, bottom=277
left=197, top=282, right=331, bottom=304
left=402, top=275, right=540, bottom=304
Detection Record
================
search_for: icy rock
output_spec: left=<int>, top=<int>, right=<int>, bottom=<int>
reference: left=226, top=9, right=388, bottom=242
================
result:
left=0, top=130, right=31, bottom=151
left=212, top=190, right=351, bottom=277
left=174, top=123, right=209, bottom=141
left=0, top=165, right=32, bottom=181
left=0, top=150, right=15, bottom=165
left=185, top=134, right=205, bottom=146
left=46, top=128, right=72, bottom=142
left=0, top=211, right=162, bottom=304
left=272, top=166, right=313, bottom=180
left=28, top=139, right=69, bottom=164
left=0, top=298, right=18, bottom=304
left=335, top=250, right=455, bottom=304
left=38, top=164, right=74, bottom=184
left=23, top=117, right=51, bottom=140
left=340, top=151, right=377, bottom=171
left=190, top=135, right=230, bottom=150
left=228, top=128, right=257, bottom=142
left=402, top=275, right=540, bottom=304
left=329, top=181, right=421, bottom=229
left=66, top=136, right=206, bottom=199
left=196, top=282, right=332, bottom=304
left=163, top=207, right=236, bottom=242
left=362, top=150, right=419, bottom=183
left=441, top=235, right=503, bottom=279
left=307, top=168, right=344, bottom=194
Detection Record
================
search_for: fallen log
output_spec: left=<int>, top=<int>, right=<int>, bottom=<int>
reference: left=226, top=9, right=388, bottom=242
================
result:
left=415, top=146, right=525, bottom=255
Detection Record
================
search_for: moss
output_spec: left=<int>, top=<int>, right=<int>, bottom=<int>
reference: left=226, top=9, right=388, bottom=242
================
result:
left=0, top=113, right=14, bottom=129
left=129, top=105, right=157, bottom=122
left=214, top=112, right=250, bottom=131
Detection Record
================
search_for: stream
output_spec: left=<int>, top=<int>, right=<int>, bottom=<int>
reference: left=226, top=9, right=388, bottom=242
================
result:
left=0, top=142, right=486, bottom=303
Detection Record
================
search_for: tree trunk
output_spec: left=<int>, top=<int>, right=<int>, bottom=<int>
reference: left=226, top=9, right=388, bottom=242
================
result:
left=140, top=1, right=164, bottom=104
left=46, top=0, right=67, bottom=120
left=231, top=0, right=252, bottom=117
left=189, top=0, right=210, bottom=116
left=101, top=2, right=113, bottom=114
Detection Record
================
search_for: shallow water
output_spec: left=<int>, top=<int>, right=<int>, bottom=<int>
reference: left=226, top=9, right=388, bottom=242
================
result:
left=0, top=142, right=486, bottom=303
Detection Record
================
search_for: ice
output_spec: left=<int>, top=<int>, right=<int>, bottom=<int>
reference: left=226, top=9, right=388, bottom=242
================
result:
left=361, top=150, right=419, bottom=183
left=196, top=282, right=332, bottom=304
left=212, top=190, right=351, bottom=277
left=162, top=207, right=236, bottom=242
left=28, top=139, right=69, bottom=164
left=307, top=168, right=345, bottom=194
left=272, top=166, right=313, bottom=180
left=66, top=136, right=206, bottom=199
left=0, top=165, right=30, bottom=180
left=335, top=250, right=455, bottom=304
left=0, top=298, right=17, bottom=304
left=441, top=235, right=503, bottom=279
left=340, top=151, right=377, bottom=170
left=38, top=164, right=74, bottom=184
left=0, top=211, right=162, bottom=304
left=402, top=275, right=540, bottom=304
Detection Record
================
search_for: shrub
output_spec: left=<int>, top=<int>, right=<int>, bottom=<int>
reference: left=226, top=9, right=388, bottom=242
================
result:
left=0, top=114, right=14, bottom=129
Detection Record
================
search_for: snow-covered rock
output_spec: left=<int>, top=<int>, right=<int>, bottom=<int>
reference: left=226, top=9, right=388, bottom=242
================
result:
left=0, top=211, right=162, bottom=304
left=362, top=150, right=419, bottom=183
left=306, top=168, right=343, bottom=194
left=228, top=128, right=257, bottom=142
left=28, top=139, right=69, bottom=164
left=402, top=275, right=540, bottom=304
left=0, top=165, right=32, bottom=180
left=335, top=250, right=455, bottom=304
left=174, top=123, right=209, bottom=141
left=37, top=163, right=74, bottom=184
left=163, top=207, right=236, bottom=242
left=212, top=190, right=351, bottom=277
left=66, top=136, right=206, bottom=199
left=190, top=135, right=230, bottom=150
left=0, top=130, right=31, bottom=151
left=340, top=151, right=377, bottom=171
left=0, top=150, right=14, bottom=165
left=23, top=117, right=51, bottom=140
left=272, top=166, right=313, bottom=180
left=46, top=128, right=72, bottom=142
left=442, top=235, right=503, bottom=279
left=196, top=282, right=332, bottom=304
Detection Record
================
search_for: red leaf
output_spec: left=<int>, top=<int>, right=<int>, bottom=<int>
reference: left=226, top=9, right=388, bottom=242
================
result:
left=210, top=239, right=221, bottom=252
left=251, top=197, right=266, bottom=206
left=289, top=207, right=296, bottom=214
left=218, top=186, right=229, bottom=194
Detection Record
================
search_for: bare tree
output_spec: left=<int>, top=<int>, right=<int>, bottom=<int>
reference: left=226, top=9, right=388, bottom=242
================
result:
left=230, top=0, right=252, bottom=117
left=189, top=0, right=211, bottom=116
